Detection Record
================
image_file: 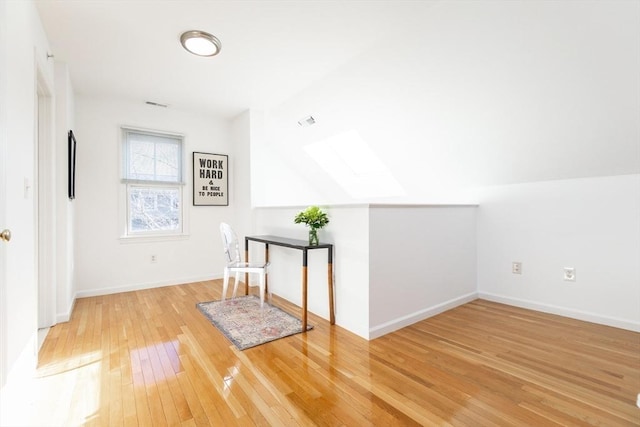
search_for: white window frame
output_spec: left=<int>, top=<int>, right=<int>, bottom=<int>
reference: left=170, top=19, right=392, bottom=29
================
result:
left=120, top=126, right=187, bottom=239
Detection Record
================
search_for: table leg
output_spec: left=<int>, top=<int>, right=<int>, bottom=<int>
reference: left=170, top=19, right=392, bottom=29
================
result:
left=328, top=247, right=335, bottom=325
left=244, top=238, right=249, bottom=296
left=302, top=249, right=308, bottom=331
left=265, top=243, right=269, bottom=296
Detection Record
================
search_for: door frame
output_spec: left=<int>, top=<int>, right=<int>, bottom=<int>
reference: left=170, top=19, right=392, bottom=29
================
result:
left=0, top=0, right=7, bottom=389
left=36, top=61, right=56, bottom=330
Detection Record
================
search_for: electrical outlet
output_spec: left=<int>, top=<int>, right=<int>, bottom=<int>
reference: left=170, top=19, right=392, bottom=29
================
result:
left=563, top=267, right=575, bottom=281
left=512, top=262, right=522, bottom=274
left=151, top=254, right=157, bottom=263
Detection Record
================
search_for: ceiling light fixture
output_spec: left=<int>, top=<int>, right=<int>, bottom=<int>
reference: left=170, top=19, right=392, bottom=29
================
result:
left=180, top=30, right=221, bottom=57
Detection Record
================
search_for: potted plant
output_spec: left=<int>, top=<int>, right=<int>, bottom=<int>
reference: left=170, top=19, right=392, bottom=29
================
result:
left=294, top=206, right=329, bottom=245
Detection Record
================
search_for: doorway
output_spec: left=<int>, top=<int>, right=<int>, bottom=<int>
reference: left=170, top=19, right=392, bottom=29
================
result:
left=36, top=69, right=56, bottom=332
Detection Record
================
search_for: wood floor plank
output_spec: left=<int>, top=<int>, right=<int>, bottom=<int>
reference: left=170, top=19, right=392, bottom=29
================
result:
left=28, top=281, right=640, bottom=426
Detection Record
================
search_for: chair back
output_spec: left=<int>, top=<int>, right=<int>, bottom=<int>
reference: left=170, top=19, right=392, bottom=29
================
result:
left=220, top=223, right=241, bottom=265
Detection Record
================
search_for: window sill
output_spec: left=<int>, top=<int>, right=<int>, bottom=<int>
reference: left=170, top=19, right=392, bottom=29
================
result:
left=119, top=233, right=190, bottom=244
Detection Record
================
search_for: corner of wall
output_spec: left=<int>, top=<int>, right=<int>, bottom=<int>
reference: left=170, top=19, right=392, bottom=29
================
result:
left=369, top=291, right=478, bottom=339
left=56, top=294, right=76, bottom=324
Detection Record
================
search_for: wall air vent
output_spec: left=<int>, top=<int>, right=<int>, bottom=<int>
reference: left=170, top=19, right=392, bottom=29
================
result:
left=298, top=115, right=316, bottom=127
left=145, top=101, right=168, bottom=108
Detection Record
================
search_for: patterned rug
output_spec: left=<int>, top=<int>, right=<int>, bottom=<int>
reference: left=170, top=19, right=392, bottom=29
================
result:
left=196, top=295, right=313, bottom=350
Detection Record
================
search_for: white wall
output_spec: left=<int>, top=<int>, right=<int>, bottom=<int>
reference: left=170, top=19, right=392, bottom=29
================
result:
left=1, top=0, right=54, bottom=385
left=253, top=206, right=370, bottom=339
left=74, top=96, right=235, bottom=296
left=253, top=0, right=639, bottom=207
left=252, top=205, right=478, bottom=340
left=477, top=175, right=640, bottom=331
left=228, top=110, right=252, bottom=242
left=369, top=206, right=477, bottom=338
left=54, top=62, right=75, bottom=322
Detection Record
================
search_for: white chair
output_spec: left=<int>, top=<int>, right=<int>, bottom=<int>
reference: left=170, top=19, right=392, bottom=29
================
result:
left=219, top=223, right=270, bottom=306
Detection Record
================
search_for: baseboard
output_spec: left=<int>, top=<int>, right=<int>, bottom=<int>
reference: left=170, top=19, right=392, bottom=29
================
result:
left=368, top=291, right=479, bottom=339
left=56, top=296, right=76, bottom=323
left=478, top=292, right=640, bottom=332
left=75, top=274, right=222, bottom=299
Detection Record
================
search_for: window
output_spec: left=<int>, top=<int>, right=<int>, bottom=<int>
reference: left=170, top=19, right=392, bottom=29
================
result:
left=122, top=127, right=184, bottom=236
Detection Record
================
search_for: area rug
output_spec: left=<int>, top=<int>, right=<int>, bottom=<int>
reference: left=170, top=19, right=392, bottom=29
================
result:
left=196, top=295, right=313, bottom=350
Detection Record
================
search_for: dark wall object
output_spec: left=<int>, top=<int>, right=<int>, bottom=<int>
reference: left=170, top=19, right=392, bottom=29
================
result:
left=68, top=130, right=76, bottom=200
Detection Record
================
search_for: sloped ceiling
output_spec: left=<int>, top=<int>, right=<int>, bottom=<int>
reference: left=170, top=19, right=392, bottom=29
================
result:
left=250, top=0, right=640, bottom=204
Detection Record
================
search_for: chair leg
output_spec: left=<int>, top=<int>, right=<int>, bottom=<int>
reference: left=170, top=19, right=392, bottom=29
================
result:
left=259, top=272, right=266, bottom=307
left=232, top=271, right=241, bottom=298
left=222, top=268, right=230, bottom=301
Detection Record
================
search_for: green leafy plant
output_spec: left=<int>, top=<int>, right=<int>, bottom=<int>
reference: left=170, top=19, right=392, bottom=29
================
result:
left=295, top=206, right=329, bottom=245
left=294, top=206, right=329, bottom=230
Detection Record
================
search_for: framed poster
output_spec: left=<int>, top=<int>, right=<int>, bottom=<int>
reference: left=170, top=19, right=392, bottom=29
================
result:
left=193, top=152, right=228, bottom=206
left=68, top=130, right=77, bottom=200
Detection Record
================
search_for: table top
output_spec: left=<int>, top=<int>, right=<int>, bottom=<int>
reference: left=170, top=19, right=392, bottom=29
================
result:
left=246, top=235, right=333, bottom=250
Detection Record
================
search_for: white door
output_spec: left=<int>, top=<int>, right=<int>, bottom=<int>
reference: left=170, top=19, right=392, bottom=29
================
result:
left=0, top=122, right=6, bottom=388
left=0, top=110, right=7, bottom=389
left=0, top=134, right=6, bottom=390
left=0, top=0, right=7, bottom=389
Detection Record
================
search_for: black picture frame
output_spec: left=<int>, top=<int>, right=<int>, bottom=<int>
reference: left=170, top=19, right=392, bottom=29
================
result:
left=193, top=152, right=228, bottom=206
left=68, top=130, right=76, bottom=200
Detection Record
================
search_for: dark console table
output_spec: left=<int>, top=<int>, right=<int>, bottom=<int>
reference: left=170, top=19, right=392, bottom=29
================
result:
left=245, top=235, right=335, bottom=331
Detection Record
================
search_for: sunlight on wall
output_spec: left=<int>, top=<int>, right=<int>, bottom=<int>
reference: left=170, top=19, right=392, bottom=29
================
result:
left=303, top=129, right=405, bottom=199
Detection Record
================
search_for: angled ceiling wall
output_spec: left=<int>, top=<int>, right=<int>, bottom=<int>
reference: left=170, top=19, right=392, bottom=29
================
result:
left=253, top=0, right=640, bottom=206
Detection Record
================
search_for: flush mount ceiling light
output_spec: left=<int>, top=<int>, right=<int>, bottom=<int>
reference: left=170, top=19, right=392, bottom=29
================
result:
left=180, top=30, right=221, bottom=57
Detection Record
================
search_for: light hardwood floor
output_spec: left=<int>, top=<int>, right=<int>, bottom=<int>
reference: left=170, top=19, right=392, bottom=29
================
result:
left=15, top=281, right=640, bottom=425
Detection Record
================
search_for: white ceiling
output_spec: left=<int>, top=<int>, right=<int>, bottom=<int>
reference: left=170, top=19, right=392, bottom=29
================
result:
left=35, top=0, right=640, bottom=192
left=35, top=0, right=435, bottom=119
